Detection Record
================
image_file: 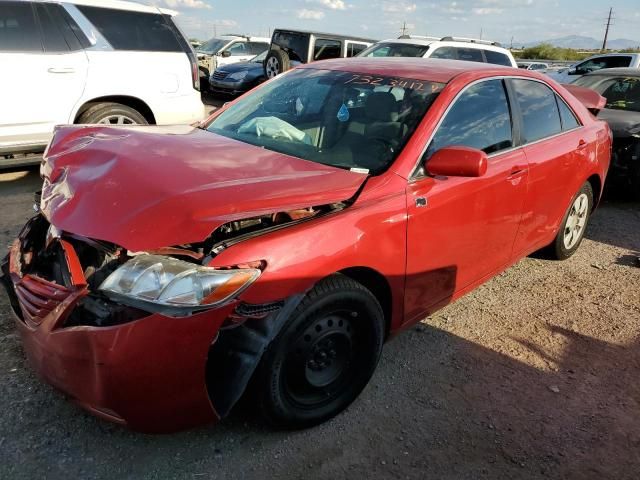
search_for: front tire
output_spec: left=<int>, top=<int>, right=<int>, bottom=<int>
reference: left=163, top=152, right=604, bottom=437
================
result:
left=548, top=182, right=594, bottom=260
left=77, top=102, right=148, bottom=125
left=252, top=275, right=385, bottom=429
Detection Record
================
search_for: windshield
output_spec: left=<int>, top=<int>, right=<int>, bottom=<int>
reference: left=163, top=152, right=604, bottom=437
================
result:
left=207, top=68, right=444, bottom=174
left=573, top=75, right=640, bottom=112
left=252, top=51, right=267, bottom=63
left=197, top=38, right=228, bottom=55
left=358, top=42, right=430, bottom=58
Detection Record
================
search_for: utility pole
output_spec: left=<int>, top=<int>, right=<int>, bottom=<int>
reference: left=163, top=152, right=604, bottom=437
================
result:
left=602, top=7, right=613, bottom=52
left=479, top=27, right=483, bottom=40
left=510, top=36, right=514, bottom=50
left=400, top=21, right=408, bottom=37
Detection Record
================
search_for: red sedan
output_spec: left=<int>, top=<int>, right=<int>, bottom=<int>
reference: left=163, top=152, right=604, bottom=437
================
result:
left=1, top=58, right=610, bottom=433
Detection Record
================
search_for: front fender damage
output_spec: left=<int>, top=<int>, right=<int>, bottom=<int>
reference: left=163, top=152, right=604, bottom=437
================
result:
left=206, top=294, right=305, bottom=417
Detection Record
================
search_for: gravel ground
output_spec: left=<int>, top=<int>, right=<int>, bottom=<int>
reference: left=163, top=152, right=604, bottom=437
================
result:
left=0, top=168, right=639, bottom=480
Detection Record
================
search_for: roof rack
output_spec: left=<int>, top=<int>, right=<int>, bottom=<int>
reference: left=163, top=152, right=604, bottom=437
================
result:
left=439, top=36, right=502, bottom=47
left=397, top=35, right=441, bottom=41
left=222, top=33, right=252, bottom=40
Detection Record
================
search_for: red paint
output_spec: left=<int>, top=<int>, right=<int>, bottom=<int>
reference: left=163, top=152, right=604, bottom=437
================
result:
left=6, top=59, right=611, bottom=432
left=426, top=146, right=488, bottom=177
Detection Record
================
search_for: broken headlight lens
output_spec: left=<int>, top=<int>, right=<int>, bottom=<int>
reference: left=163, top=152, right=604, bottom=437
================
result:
left=99, top=254, right=260, bottom=313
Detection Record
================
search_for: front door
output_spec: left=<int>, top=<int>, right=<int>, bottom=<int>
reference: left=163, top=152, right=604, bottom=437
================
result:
left=404, top=79, right=528, bottom=323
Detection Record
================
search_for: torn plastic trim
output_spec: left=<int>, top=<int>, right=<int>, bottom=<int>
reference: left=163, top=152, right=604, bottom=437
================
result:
left=205, top=294, right=304, bottom=418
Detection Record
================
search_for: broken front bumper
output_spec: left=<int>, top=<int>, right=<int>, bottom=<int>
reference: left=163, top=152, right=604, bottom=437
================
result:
left=1, top=223, right=234, bottom=433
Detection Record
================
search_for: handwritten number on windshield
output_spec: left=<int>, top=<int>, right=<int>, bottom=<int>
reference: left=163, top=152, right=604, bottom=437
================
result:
left=344, top=74, right=426, bottom=91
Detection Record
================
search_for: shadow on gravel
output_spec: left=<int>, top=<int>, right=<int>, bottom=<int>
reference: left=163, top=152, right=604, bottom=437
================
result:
left=0, top=168, right=41, bottom=196
left=1, top=314, right=639, bottom=480
left=585, top=198, right=640, bottom=253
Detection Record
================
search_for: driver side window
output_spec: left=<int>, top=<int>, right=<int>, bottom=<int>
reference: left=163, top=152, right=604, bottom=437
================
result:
left=424, top=79, right=513, bottom=162
left=226, top=42, right=248, bottom=56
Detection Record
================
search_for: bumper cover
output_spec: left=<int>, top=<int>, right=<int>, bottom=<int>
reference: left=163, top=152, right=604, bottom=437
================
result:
left=2, top=228, right=232, bottom=433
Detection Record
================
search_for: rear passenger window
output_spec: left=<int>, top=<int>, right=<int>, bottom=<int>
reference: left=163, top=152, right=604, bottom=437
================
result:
left=456, top=48, right=483, bottom=63
left=0, top=2, right=42, bottom=52
left=347, top=42, right=368, bottom=57
left=77, top=6, right=183, bottom=52
left=226, top=42, right=248, bottom=56
left=426, top=79, right=513, bottom=158
left=430, top=47, right=457, bottom=60
left=556, top=96, right=580, bottom=130
left=248, top=42, right=268, bottom=55
left=314, top=39, right=342, bottom=60
left=484, top=50, right=512, bottom=66
left=37, top=4, right=86, bottom=51
left=512, top=79, right=562, bottom=143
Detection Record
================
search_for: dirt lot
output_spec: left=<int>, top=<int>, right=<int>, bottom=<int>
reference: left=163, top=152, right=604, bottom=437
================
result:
left=0, top=168, right=638, bottom=480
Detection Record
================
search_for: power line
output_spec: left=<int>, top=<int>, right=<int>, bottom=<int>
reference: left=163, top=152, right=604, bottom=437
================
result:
left=602, top=7, right=613, bottom=51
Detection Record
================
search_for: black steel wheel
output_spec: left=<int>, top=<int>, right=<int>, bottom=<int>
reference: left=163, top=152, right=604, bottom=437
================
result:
left=252, top=274, right=385, bottom=429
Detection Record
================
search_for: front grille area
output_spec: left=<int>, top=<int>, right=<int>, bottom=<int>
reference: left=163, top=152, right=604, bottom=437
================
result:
left=14, top=275, right=73, bottom=326
left=8, top=214, right=149, bottom=328
left=211, top=71, right=229, bottom=81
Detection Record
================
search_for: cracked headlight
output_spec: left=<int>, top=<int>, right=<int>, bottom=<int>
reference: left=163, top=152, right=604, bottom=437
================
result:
left=99, top=254, right=260, bottom=315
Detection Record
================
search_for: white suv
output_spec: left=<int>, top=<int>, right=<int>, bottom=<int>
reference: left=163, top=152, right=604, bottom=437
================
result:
left=0, top=0, right=206, bottom=167
left=358, top=36, right=518, bottom=68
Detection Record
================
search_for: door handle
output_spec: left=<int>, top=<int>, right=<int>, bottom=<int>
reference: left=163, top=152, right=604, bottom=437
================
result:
left=577, top=139, right=588, bottom=149
left=508, top=165, right=528, bottom=178
left=48, top=67, right=75, bottom=74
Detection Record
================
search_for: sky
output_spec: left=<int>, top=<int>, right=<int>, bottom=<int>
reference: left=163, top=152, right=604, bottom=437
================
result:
left=151, top=0, right=640, bottom=45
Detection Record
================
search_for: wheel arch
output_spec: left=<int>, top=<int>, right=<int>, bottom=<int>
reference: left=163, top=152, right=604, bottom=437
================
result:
left=587, top=173, right=602, bottom=211
left=338, top=266, right=393, bottom=338
left=73, top=96, right=156, bottom=124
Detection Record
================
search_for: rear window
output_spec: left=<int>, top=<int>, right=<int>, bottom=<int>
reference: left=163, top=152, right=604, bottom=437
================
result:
left=484, top=50, right=512, bottom=66
left=512, top=79, right=562, bottom=143
left=35, top=3, right=86, bottom=52
left=77, top=6, right=184, bottom=52
left=272, top=31, right=310, bottom=63
left=0, top=1, right=41, bottom=52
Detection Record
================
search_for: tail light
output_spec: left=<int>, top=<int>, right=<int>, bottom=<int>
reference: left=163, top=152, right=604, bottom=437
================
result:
left=187, top=51, right=201, bottom=92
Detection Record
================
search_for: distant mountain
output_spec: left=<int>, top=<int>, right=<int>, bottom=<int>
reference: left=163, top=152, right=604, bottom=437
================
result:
left=520, top=35, right=640, bottom=50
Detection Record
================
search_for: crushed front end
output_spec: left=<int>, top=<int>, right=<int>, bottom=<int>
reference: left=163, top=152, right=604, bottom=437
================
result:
left=1, top=215, right=234, bottom=433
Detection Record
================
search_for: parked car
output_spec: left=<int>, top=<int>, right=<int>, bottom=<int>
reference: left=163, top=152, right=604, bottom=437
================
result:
left=0, top=0, right=205, bottom=169
left=196, top=34, right=270, bottom=82
left=518, top=61, right=549, bottom=71
left=209, top=51, right=268, bottom=96
left=357, top=35, right=518, bottom=68
left=547, top=53, right=640, bottom=83
left=1, top=58, right=610, bottom=433
left=572, top=68, right=640, bottom=198
left=263, top=29, right=376, bottom=78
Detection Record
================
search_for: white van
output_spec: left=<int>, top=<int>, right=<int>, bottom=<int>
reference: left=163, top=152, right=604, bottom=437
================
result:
left=358, top=36, right=518, bottom=68
left=0, top=0, right=206, bottom=167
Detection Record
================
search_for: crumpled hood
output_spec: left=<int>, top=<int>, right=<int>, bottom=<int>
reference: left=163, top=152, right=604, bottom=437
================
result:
left=41, top=125, right=367, bottom=251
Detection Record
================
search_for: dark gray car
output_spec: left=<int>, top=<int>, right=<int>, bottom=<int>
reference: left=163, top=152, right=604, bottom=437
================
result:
left=573, top=68, right=640, bottom=198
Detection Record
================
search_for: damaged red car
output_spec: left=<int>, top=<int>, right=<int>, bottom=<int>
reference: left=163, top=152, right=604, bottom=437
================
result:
left=1, top=58, right=611, bottom=433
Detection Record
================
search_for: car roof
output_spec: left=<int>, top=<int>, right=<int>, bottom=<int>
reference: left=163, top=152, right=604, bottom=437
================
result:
left=272, top=29, right=377, bottom=44
left=297, top=57, right=518, bottom=83
left=373, top=38, right=510, bottom=54
left=584, top=67, right=640, bottom=77
left=59, top=0, right=177, bottom=15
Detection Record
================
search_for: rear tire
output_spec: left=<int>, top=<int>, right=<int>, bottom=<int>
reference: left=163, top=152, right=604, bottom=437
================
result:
left=547, top=182, right=593, bottom=260
left=252, top=274, right=384, bottom=429
left=77, top=102, right=148, bottom=125
left=263, top=49, right=290, bottom=79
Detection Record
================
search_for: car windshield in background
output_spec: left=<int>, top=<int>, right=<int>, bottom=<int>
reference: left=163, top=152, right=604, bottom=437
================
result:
left=252, top=51, right=267, bottom=62
left=207, top=69, right=444, bottom=174
left=573, top=75, right=640, bottom=112
left=358, top=42, right=430, bottom=58
left=197, top=38, right=227, bottom=54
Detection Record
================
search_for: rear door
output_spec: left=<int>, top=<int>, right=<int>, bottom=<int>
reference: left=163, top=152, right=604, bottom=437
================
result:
left=508, top=78, right=589, bottom=256
left=0, top=1, right=85, bottom=150
left=405, top=79, right=528, bottom=322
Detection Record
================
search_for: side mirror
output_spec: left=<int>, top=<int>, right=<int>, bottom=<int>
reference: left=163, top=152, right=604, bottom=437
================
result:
left=220, top=50, right=232, bottom=58
left=426, top=146, right=488, bottom=178
left=568, top=68, right=579, bottom=75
